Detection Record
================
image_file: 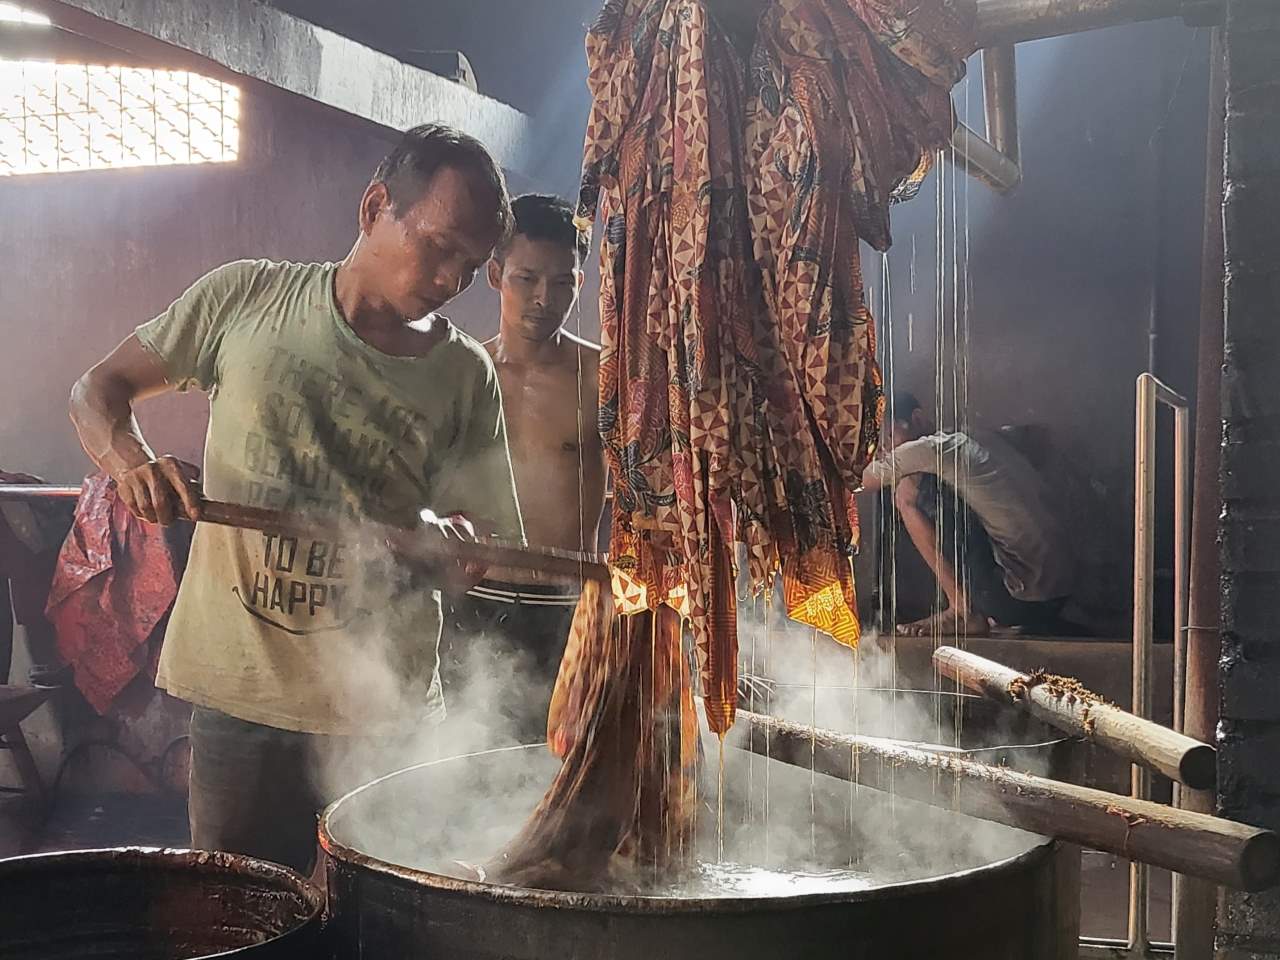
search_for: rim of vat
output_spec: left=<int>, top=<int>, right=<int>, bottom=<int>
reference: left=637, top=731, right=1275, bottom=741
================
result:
left=0, top=846, right=325, bottom=956
left=318, top=746, right=1055, bottom=915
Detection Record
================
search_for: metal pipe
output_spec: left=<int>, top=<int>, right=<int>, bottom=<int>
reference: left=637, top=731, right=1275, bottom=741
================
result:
left=1174, top=25, right=1226, bottom=960
left=0, top=485, right=80, bottom=499
left=950, top=122, right=1023, bottom=193
left=1173, top=401, right=1191, bottom=738
left=1131, top=374, right=1157, bottom=953
left=974, top=0, right=1201, bottom=46
left=1131, top=372, right=1192, bottom=955
left=981, top=45, right=1020, bottom=166
left=1080, top=938, right=1174, bottom=958
left=1170, top=399, right=1191, bottom=936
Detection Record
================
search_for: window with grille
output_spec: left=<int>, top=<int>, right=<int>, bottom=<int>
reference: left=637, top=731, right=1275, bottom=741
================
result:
left=0, top=2, right=49, bottom=25
left=0, top=60, right=241, bottom=176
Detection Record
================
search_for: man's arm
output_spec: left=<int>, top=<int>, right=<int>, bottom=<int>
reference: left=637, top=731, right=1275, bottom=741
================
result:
left=426, top=359, right=526, bottom=592
left=860, top=434, right=948, bottom=493
left=69, top=335, right=201, bottom=525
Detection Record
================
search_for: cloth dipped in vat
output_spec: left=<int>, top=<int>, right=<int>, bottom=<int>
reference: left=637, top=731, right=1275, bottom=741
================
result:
left=489, top=0, right=974, bottom=889
left=486, top=577, right=699, bottom=890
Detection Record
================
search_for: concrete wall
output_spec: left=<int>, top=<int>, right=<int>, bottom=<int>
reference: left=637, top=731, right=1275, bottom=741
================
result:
left=265, top=0, right=600, bottom=192
left=0, top=78, right=512, bottom=484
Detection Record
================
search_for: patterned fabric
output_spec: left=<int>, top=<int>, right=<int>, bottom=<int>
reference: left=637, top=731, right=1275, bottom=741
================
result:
left=45, top=473, right=192, bottom=715
left=577, top=0, right=973, bottom=734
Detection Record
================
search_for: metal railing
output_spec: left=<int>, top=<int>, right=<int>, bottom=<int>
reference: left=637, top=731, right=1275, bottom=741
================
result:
left=1080, top=374, right=1190, bottom=960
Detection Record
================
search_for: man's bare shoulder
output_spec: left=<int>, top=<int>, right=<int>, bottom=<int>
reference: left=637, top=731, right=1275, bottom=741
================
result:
left=561, top=331, right=601, bottom=369
left=561, top=329, right=601, bottom=352
left=479, top=334, right=500, bottom=359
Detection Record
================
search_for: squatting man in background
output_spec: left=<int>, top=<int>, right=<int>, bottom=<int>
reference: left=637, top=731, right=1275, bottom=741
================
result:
left=69, top=124, right=525, bottom=876
left=442, top=194, right=607, bottom=745
left=860, top=392, right=1074, bottom=638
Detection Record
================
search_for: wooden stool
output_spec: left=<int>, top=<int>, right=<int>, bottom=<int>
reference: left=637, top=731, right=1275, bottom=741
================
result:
left=0, top=686, right=51, bottom=806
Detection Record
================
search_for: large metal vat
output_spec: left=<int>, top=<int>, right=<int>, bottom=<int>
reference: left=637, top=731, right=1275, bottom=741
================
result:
left=321, top=691, right=1081, bottom=960
left=0, top=848, right=324, bottom=959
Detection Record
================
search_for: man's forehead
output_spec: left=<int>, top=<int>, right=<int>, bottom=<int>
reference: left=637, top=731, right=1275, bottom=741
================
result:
left=503, top=234, right=580, bottom=272
left=405, top=171, right=502, bottom=241
left=404, top=201, right=501, bottom=258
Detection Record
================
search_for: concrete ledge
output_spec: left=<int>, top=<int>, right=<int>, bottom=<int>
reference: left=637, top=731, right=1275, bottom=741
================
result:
left=31, top=0, right=532, bottom=175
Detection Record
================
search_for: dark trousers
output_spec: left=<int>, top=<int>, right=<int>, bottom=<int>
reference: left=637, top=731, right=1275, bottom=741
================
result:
left=187, top=706, right=420, bottom=875
left=917, top=477, right=1066, bottom=631
left=442, top=584, right=576, bottom=746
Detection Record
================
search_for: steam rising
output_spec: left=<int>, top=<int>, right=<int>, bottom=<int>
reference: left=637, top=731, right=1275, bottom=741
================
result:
left=312, top=560, right=1052, bottom=897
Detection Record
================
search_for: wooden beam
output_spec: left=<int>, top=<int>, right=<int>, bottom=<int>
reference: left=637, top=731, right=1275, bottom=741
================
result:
left=727, top=708, right=1279, bottom=891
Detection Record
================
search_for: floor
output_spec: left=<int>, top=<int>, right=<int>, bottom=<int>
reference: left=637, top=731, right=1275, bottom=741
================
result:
left=1081, top=851, right=1173, bottom=942
left=0, top=791, right=188, bottom=858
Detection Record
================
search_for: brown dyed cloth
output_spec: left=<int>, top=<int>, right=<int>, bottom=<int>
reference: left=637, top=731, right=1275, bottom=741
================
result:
left=488, top=580, right=697, bottom=889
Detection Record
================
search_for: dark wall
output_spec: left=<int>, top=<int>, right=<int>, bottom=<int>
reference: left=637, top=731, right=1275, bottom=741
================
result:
left=1217, top=0, right=1280, bottom=952
left=872, top=21, right=1212, bottom=620
left=0, top=83, right=511, bottom=483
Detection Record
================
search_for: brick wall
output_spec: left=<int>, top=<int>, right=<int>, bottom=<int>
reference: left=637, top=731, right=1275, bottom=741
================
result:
left=1217, top=0, right=1280, bottom=955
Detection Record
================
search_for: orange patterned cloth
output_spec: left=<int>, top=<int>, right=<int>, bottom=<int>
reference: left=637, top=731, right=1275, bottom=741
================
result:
left=577, top=0, right=973, bottom=734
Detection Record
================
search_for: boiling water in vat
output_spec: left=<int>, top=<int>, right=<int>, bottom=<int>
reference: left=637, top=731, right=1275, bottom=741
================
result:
left=327, top=710, right=1042, bottom=901
left=649, top=861, right=876, bottom=898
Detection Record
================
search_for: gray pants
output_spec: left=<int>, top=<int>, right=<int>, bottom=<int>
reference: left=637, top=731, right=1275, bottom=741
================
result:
left=187, top=706, right=422, bottom=875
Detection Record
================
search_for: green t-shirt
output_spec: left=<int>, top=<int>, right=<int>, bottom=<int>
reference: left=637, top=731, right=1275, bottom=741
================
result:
left=137, top=259, right=524, bottom=735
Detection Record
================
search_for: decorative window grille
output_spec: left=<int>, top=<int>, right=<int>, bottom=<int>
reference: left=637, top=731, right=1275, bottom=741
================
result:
left=0, top=3, right=50, bottom=25
left=0, top=59, right=240, bottom=176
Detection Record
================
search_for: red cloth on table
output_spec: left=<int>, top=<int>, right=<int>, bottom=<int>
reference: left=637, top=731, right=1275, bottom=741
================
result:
left=45, top=474, right=191, bottom=715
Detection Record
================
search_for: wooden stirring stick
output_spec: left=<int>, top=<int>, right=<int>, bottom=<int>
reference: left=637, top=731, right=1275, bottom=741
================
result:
left=198, top=498, right=611, bottom=584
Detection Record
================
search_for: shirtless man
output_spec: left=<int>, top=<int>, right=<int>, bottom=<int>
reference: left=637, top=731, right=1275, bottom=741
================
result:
left=861, top=392, right=1073, bottom=637
left=443, top=194, right=606, bottom=743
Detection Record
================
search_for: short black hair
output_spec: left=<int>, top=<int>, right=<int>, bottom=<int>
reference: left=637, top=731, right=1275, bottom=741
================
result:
left=496, top=193, right=589, bottom=264
left=371, top=123, right=513, bottom=237
left=891, top=391, right=922, bottom=424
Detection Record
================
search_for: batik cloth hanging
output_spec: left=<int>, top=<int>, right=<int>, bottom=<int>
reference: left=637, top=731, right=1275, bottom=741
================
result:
left=576, top=0, right=974, bottom=735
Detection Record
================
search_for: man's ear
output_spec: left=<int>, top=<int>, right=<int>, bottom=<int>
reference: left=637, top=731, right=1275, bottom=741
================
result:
left=487, top=257, right=503, bottom=291
left=359, top=182, right=391, bottom=236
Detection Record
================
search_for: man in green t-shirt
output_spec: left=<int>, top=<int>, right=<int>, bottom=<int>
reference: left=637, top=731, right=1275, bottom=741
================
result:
left=69, top=124, right=525, bottom=874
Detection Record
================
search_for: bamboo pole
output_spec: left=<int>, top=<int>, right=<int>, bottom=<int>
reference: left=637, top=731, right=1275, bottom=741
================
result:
left=933, top=646, right=1216, bottom=790
left=726, top=709, right=1279, bottom=891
